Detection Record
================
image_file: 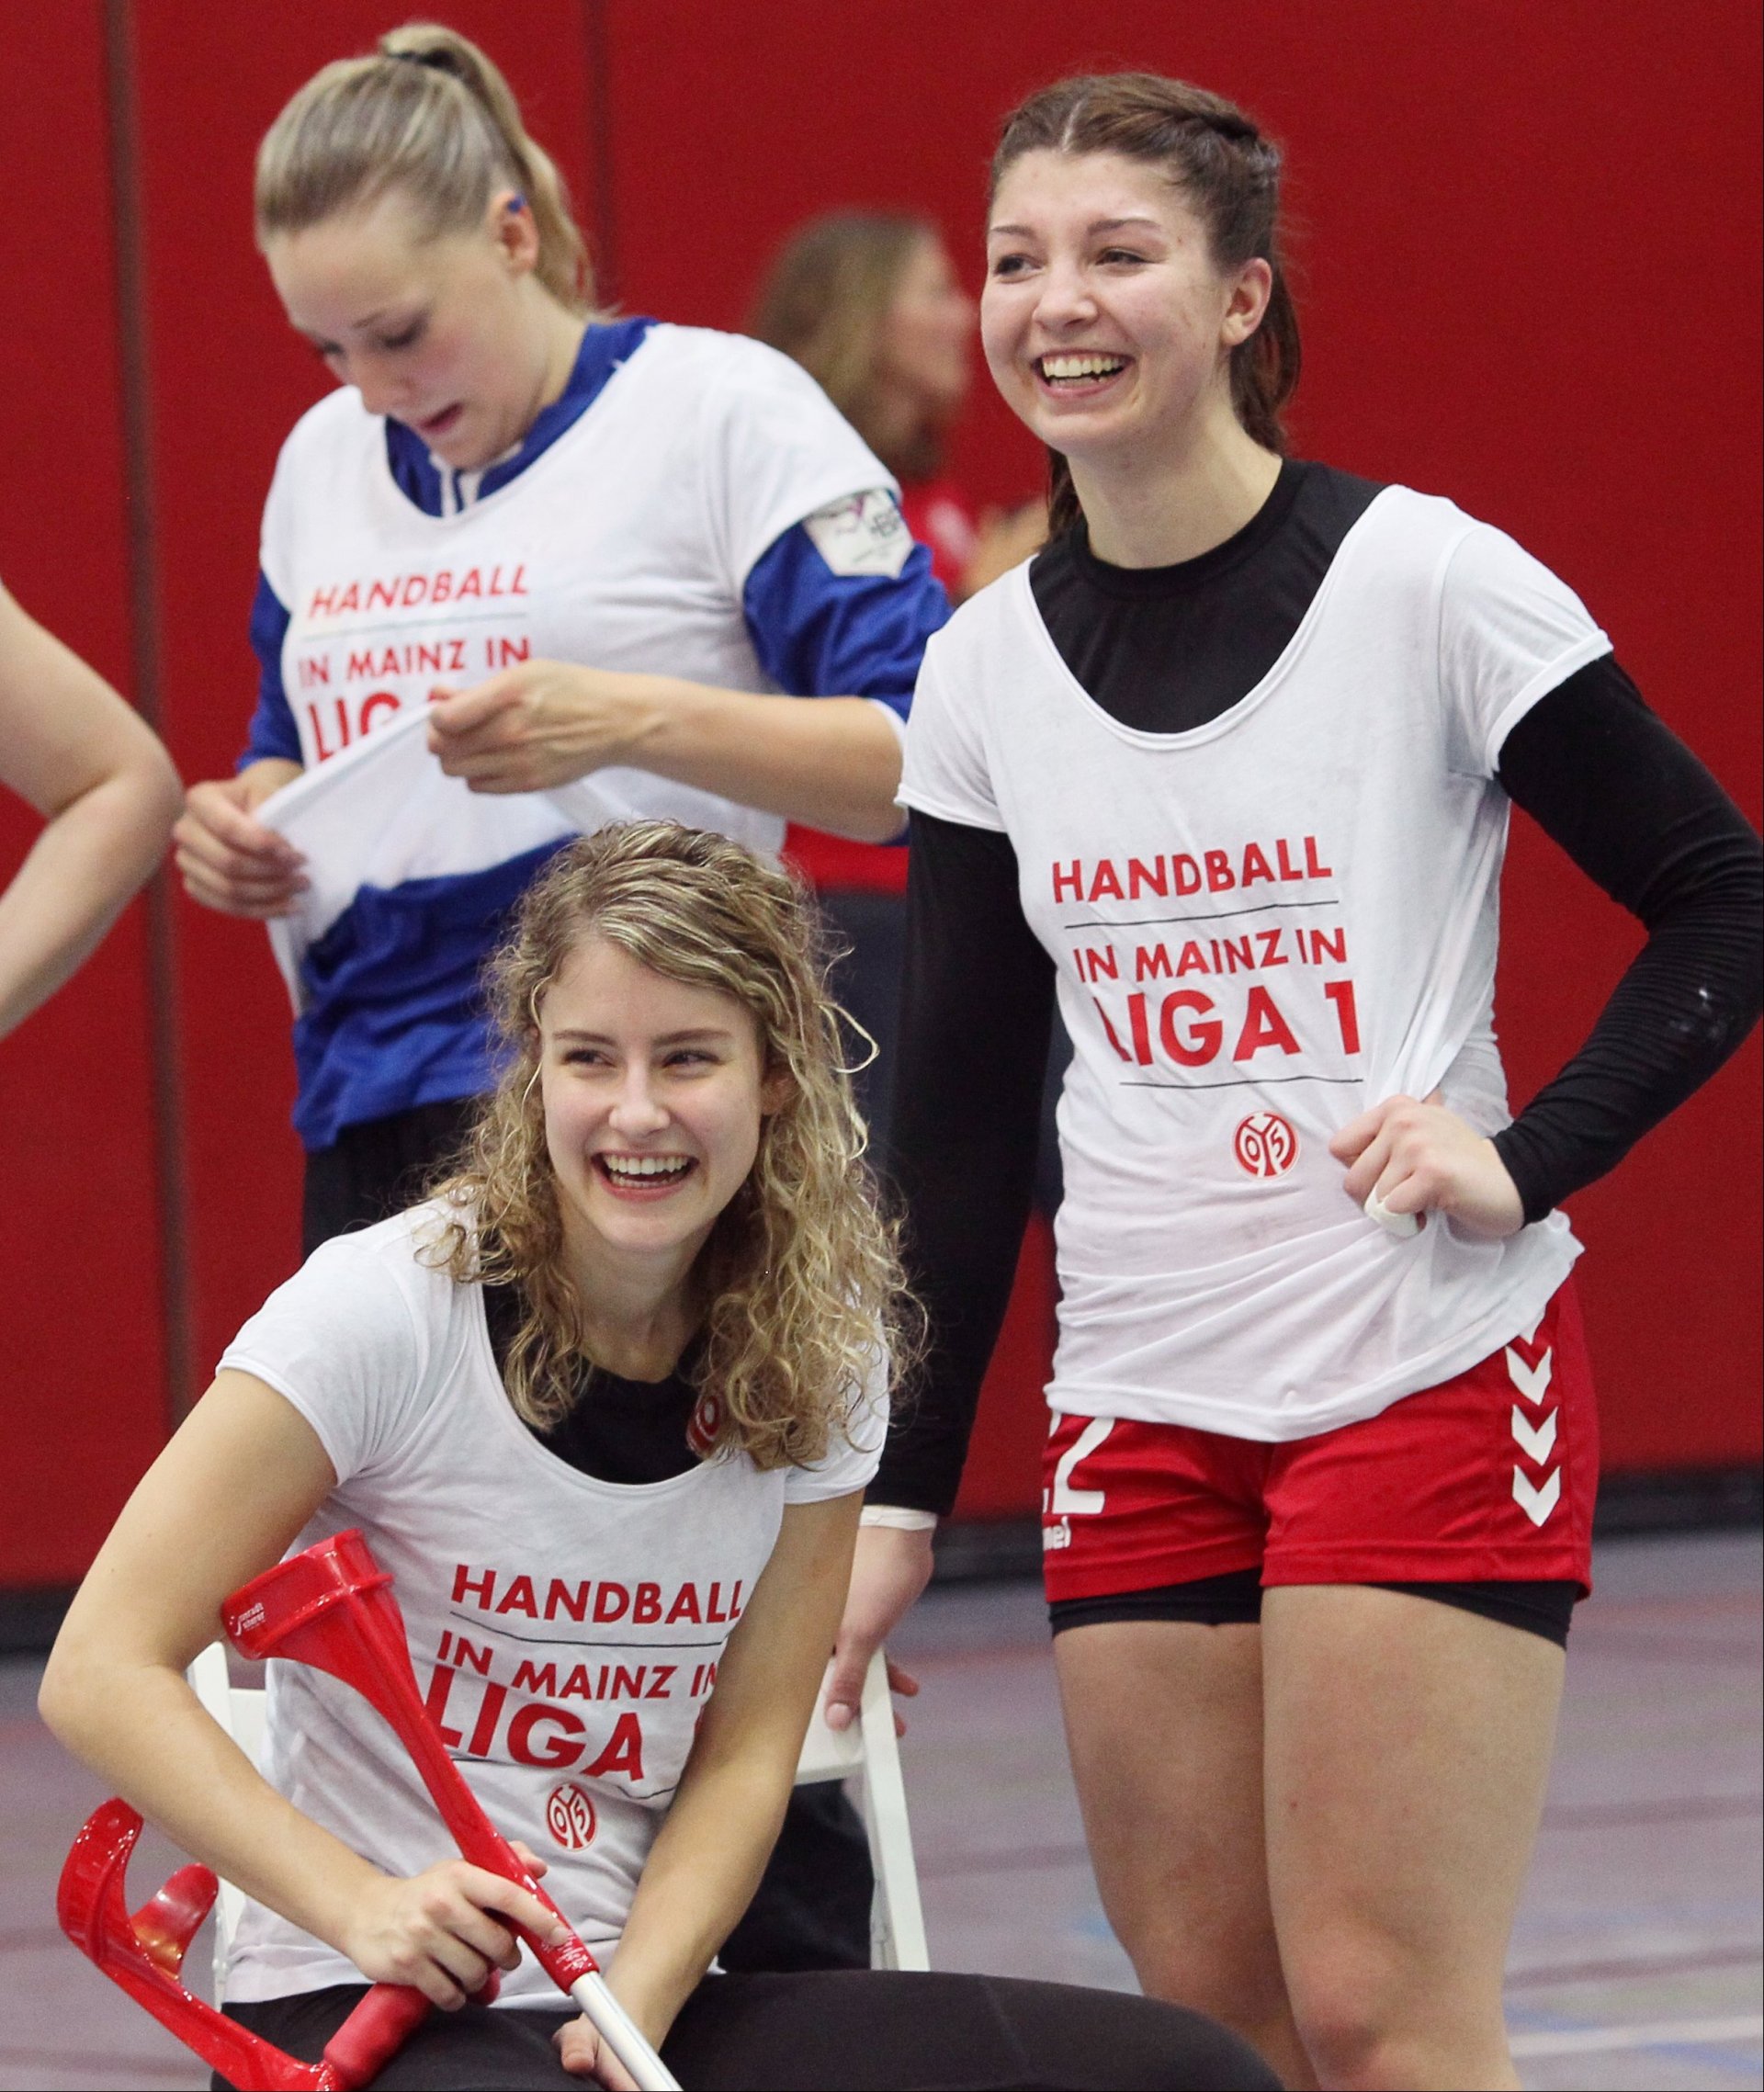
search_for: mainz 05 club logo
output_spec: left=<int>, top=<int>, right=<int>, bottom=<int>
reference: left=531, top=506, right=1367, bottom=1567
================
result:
left=546, top=1781, right=598, bottom=1851
left=1234, top=1111, right=1298, bottom=1178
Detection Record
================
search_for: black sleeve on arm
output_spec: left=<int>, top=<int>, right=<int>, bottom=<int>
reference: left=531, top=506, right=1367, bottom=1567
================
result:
left=869, top=810, right=1057, bottom=1516
left=1491, top=655, right=1763, bottom=1223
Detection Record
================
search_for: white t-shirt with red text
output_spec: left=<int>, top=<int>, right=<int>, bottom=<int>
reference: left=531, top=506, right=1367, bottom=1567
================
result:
left=899, top=487, right=1606, bottom=1442
left=216, top=1204, right=885, bottom=2005
left=258, top=322, right=898, bottom=856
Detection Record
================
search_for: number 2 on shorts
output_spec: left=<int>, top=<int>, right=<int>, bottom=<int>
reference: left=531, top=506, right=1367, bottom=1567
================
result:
left=1049, top=1415, right=1115, bottom=1515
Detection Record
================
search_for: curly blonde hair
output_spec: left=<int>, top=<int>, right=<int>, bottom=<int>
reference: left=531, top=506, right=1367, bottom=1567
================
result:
left=424, top=822, right=914, bottom=1468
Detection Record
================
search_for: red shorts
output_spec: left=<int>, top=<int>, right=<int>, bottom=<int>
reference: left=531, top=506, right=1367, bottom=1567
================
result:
left=1041, top=1282, right=1598, bottom=1602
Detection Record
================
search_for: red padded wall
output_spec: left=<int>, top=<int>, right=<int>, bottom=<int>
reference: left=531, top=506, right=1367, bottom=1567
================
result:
left=2, top=2, right=1757, bottom=1593
left=0, top=2, right=171, bottom=1582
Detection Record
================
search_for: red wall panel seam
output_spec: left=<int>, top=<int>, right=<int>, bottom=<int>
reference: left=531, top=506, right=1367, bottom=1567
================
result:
left=103, top=0, right=195, bottom=1422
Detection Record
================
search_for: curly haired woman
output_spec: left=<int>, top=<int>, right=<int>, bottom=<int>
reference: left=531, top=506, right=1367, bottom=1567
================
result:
left=42, top=822, right=1273, bottom=2091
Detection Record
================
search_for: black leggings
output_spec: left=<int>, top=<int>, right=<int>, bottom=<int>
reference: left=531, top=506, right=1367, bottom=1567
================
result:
left=1047, top=1565, right=1578, bottom=1648
left=300, top=1099, right=482, bottom=1256
left=220, top=1973, right=1279, bottom=2090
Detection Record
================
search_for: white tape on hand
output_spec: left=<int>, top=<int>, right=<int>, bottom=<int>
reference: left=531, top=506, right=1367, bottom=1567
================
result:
left=1364, top=1189, right=1422, bottom=1238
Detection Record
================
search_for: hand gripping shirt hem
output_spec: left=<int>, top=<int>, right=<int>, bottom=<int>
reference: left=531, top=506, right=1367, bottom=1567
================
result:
left=1046, top=1234, right=1579, bottom=1444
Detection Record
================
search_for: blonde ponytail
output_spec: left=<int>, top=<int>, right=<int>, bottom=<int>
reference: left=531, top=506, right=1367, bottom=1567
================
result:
left=255, top=23, right=591, bottom=313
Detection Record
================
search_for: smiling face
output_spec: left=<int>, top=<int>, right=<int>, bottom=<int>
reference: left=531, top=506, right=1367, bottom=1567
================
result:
left=981, top=149, right=1272, bottom=477
left=537, top=936, right=785, bottom=1288
left=264, top=187, right=558, bottom=469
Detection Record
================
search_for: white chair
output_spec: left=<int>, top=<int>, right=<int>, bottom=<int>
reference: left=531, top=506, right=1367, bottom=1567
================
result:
left=794, top=1650, right=930, bottom=1972
left=188, top=1639, right=928, bottom=1999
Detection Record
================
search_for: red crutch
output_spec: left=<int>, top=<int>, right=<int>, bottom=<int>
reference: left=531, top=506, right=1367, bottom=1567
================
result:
left=59, top=1529, right=680, bottom=2090
left=58, top=1800, right=438, bottom=2089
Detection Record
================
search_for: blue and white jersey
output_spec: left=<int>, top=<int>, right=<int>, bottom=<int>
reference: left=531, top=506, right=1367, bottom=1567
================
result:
left=243, top=320, right=947, bottom=1148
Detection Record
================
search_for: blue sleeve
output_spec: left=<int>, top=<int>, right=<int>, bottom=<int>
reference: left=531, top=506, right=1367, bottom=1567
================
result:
left=741, top=523, right=949, bottom=719
left=239, top=570, right=301, bottom=769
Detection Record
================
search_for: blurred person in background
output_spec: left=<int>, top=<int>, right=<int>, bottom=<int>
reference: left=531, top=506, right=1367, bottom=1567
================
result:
left=752, top=212, right=1045, bottom=1153
left=0, top=581, right=181, bottom=1041
left=752, top=210, right=1043, bottom=605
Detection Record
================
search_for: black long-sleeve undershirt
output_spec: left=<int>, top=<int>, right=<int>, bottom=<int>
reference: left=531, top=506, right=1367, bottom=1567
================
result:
left=878, top=814, right=1053, bottom=1516
left=872, top=663, right=1762, bottom=1517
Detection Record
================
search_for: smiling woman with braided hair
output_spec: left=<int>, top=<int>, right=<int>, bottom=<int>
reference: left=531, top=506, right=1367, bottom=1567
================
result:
left=829, top=70, right=1763, bottom=2092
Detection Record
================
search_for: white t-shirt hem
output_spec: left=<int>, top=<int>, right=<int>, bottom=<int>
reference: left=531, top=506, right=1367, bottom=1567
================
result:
left=781, top=1468, right=879, bottom=1504
left=867, top=697, right=909, bottom=746
left=1047, top=1230, right=1580, bottom=1442
left=895, top=782, right=1009, bottom=831
left=216, top=1352, right=354, bottom=1477
left=223, top=1939, right=617, bottom=2009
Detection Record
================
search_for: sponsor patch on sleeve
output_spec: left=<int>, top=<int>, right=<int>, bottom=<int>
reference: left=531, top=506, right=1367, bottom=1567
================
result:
left=802, top=490, right=912, bottom=580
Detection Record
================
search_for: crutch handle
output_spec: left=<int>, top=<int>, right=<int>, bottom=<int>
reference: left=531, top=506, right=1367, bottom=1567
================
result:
left=318, top=1980, right=436, bottom=2087
left=224, top=1533, right=598, bottom=1985
left=56, top=1796, right=455, bottom=2091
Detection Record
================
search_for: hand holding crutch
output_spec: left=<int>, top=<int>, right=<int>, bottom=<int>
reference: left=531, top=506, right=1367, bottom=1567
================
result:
left=222, top=1531, right=678, bottom=2088
left=61, top=1529, right=681, bottom=2090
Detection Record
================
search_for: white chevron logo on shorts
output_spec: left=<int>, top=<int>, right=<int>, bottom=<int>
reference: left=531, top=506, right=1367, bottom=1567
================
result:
left=1512, top=1467, right=1561, bottom=1526
left=1506, top=1345, right=1555, bottom=1408
left=1511, top=1405, right=1558, bottom=1464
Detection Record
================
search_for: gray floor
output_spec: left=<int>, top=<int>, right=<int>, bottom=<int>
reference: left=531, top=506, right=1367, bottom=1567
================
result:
left=3, top=1532, right=1758, bottom=2090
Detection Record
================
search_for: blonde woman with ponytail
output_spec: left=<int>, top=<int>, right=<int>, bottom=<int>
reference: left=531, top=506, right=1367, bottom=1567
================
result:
left=45, top=822, right=1273, bottom=2091
left=173, top=24, right=945, bottom=1249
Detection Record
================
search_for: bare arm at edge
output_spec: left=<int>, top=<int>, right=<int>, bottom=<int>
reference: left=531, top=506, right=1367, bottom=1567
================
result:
left=0, top=584, right=183, bottom=1037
